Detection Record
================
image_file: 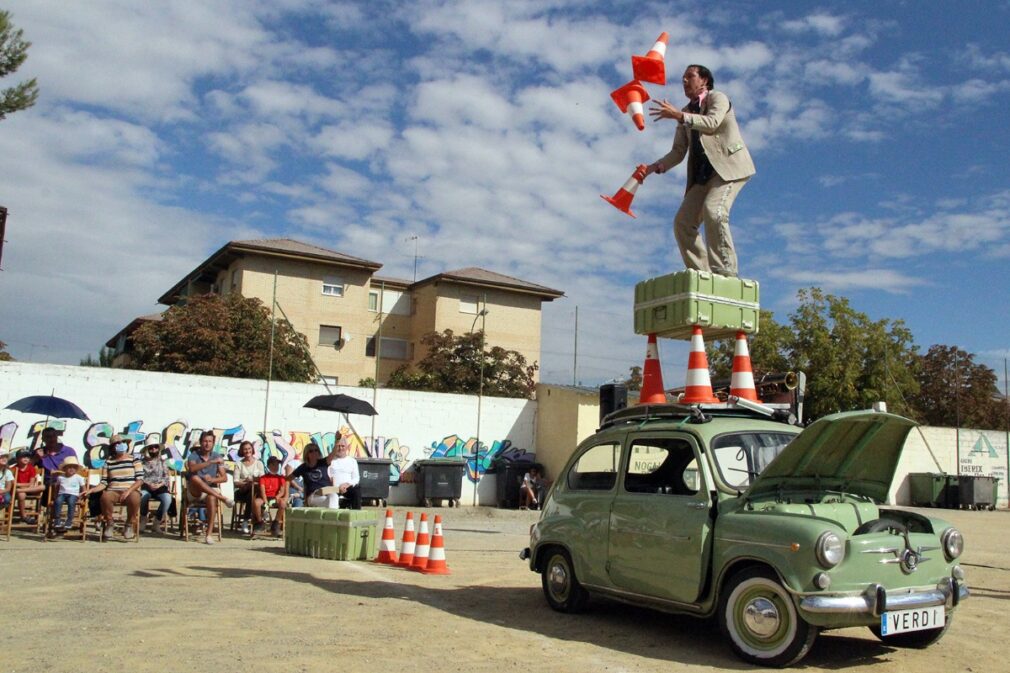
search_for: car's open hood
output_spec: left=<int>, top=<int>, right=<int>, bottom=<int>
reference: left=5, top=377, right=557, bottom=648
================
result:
left=744, top=410, right=918, bottom=503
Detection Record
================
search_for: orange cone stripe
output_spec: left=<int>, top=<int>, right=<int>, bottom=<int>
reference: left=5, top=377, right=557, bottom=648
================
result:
left=730, top=332, right=760, bottom=401
left=375, top=509, right=398, bottom=564
left=645, top=36, right=668, bottom=59
left=421, top=516, right=451, bottom=575
left=396, top=512, right=416, bottom=567
left=411, top=514, right=430, bottom=570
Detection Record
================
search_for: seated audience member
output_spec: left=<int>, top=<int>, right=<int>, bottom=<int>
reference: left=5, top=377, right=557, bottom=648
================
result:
left=233, top=440, right=266, bottom=532
left=0, top=451, right=13, bottom=513
left=89, top=435, right=143, bottom=540
left=12, top=449, right=43, bottom=524
left=258, top=456, right=288, bottom=537
left=139, top=442, right=173, bottom=533
left=286, top=443, right=332, bottom=506
left=53, top=456, right=89, bottom=532
left=284, top=455, right=304, bottom=508
left=185, top=430, right=233, bottom=544
left=34, top=427, right=78, bottom=493
left=326, top=438, right=361, bottom=510
left=519, top=464, right=545, bottom=510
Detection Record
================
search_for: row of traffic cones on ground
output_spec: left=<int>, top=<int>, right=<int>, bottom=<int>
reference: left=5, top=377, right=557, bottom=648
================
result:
left=640, top=327, right=760, bottom=405
left=374, top=510, right=450, bottom=575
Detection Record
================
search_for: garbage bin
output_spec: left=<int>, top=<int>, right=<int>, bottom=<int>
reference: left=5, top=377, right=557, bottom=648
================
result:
left=958, top=475, right=995, bottom=510
left=357, top=458, right=393, bottom=507
left=494, top=457, right=529, bottom=509
left=908, top=473, right=948, bottom=507
left=944, top=475, right=960, bottom=509
left=414, top=459, right=466, bottom=507
left=992, top=478, right=1001, bottom=511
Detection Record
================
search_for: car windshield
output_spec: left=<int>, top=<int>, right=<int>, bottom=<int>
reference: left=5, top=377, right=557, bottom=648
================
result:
left=711, top=431, right=797, bottom=490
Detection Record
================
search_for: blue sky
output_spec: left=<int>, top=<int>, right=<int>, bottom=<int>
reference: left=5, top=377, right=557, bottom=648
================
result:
left=2, top=1, right=1009, bottom=390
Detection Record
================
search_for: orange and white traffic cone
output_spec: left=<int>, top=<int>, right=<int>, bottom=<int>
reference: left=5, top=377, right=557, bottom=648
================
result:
left=374, top=509, right=398, bottom=564
left=610, top=80, right=650, bottom=131
left=395, top=511, right=417, bottom=568
left=601, top=164, right=647, bottom=218
left=639, top=333, right=667, bottom=404
left=410, top=513, right=431, bottom=571
left=420, top=515, right=451, bottom=575
left=632, top=32, right=669, bottom=85
left=679, top=326, right=719, bottom=404
left=729, top=331, right=760, bottom=402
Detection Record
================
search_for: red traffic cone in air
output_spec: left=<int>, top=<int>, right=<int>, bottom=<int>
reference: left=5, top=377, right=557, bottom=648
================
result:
left=410, top=513, right=431, bottom=571
left=610, top=80, right=650, bottom=131
left=639, top=333, right=667, bottom=404
left=601, top=164, right=647, bottom=218
left=680, top=326, right=719, bottom=404
left=420, top=515, right=451, bottom=575
left=632, top=32, right=669, bottom=85
left=729, top=331, right=761, bottom=402
left=374, top=509, right=398, bottom=564
left=395, top=511, right=417, bottom=568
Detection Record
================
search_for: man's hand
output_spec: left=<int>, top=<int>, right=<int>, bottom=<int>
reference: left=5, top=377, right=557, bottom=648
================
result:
left=648, top=99, right=683, bottom=122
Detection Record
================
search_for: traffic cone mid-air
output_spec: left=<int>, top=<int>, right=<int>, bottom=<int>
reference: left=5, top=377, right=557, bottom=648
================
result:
left=375, top=509, right=398, bottom=564
left=410, top=513, right=431, bottom=571
left=729, top=331, right=760, bottom=402
left=395, top=511, right=417, bottom=568
left=610, top=80, right=651, bottom=131
left=680, top=326, right=719, bottom=404
left=632, top=32, right=669, bottom=85
left=420, top=515, right=451, bottom=575
left=639, top=333, right=667, bottom=404
left=601, top=164, right=647, bottom=218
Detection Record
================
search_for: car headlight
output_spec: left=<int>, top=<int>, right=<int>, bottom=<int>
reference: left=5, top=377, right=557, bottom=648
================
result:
left=815, top=531, right=845, bottom=568
left=941, top=527, right=964, bottom=560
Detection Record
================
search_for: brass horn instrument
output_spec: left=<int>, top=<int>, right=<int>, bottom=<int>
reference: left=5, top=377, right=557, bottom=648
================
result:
left=755, top=372, right=798, bottom=398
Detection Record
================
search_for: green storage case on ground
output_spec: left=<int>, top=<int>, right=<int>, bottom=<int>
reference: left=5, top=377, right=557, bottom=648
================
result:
left=633, top=270, right=760, bottom=340
left=285, top=508, right=379, bottom=561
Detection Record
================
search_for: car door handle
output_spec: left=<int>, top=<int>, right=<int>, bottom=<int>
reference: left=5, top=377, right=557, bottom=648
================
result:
left=686, top=502, right=708, bottom=510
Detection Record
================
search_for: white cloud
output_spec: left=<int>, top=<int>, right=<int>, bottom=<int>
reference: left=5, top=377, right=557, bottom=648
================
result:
left=782, top=13, right=846, bottom=36
left=774, top=269, right=926, bottom=294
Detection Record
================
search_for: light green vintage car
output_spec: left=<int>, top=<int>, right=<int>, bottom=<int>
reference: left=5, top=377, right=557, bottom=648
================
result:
left=521, top=404, right=968, bottom=667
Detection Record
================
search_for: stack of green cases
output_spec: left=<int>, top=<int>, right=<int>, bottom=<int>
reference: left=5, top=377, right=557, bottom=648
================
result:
left=634, top=269, right=759, bottom=340
left=285, top=508, right=379, bottom=561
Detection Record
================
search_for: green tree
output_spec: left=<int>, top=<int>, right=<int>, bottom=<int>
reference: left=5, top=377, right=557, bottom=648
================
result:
left=710, top=310, right=792, bottom=380
left=0, top=11, right=39, bottom=120
left=80, top=346, right=115, bottom=367
left=386, top=329, right=537, bottom=398
left=911, top=345, right=1004, bottom=430
left=130, top=293, right=314, bottom=382
left=0, top=339, right=13, bottom=361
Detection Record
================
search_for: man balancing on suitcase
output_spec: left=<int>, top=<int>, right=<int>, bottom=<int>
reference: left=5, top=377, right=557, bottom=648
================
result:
left=643, top=64, right=755, bottom=278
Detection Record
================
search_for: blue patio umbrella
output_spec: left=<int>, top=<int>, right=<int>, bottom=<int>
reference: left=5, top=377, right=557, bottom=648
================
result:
left=5, top=395, right=90, bottom=421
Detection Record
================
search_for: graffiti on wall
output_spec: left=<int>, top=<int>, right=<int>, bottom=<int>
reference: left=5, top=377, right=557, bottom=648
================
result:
left=958, top=431, right=1008, bottom=506
left=0, top=419, right=531, bottom=485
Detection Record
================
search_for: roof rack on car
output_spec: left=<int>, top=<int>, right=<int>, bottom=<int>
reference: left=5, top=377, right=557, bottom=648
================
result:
left=599, top=398, right=796, bottom=430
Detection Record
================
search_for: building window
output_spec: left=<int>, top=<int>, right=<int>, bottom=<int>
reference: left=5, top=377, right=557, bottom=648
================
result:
left=318, top=375, right=338, bottom=386
left=230, top=269, right=239, bottom=293
left=369, top=288, right=410, bottom=315
left=318, top=325, right=343, bottom=349
left=366, top=336, right=410, bottom=360
left=322, top=275, right=344, bottom=297
left=368, top=291, right=379, bottom=311
left=459, top=294, right=479, bottom=314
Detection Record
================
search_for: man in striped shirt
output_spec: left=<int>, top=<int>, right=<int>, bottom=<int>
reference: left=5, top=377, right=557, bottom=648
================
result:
left=91, top=435, right=142, bottom=540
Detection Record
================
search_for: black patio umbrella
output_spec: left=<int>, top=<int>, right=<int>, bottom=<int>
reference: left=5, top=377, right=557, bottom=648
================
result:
left=304, top=394, right=378, bottom=416
left=5, top=394, right=90, bottom=421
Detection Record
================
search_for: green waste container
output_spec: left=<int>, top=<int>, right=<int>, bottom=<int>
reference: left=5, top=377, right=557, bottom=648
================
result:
left=908, top=473, right=948, bottom=507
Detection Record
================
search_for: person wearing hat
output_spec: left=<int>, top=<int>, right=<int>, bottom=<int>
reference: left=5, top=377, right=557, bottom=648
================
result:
left=89, top=435, right=143, bottom=540
left=34, top=427, right=78, bottom=492
left=52, top=455, right=89, bottom=532
left=0, top=451, right=13, bottom=513
left=139, top=441, right=173, bottom=534
left=12, top=448, right=43, bottom=524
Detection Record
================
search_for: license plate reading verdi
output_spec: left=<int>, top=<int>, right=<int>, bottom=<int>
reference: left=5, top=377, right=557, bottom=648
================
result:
left=880, top=606, right=945, bottom=635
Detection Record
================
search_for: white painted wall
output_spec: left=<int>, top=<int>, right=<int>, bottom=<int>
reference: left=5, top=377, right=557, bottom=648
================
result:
left=0, top=362, right=537, bottom=506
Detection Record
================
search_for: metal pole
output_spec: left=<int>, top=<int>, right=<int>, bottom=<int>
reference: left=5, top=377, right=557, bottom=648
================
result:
left=572, top=305, right=578, bottom=386
left=263, top=271, right=278, bottom=440
left=1004, top=358, right=1008, bottom=508
left=954, top=350, right=961, bottom=476
left=370, top=281, right=384, bottom=445
left=474, top=293, right=486, bottom=506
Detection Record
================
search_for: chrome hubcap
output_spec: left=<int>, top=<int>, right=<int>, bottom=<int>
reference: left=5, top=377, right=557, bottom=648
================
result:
left=743, top=597, right=780, bottom=638
left=548, top=562, right=569, bottom=597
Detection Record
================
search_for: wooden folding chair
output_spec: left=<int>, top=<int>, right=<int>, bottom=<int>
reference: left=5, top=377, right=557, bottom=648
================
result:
left=179, top=479, right=223, bottom=543
left=229, top=483, right=255, bottom=536
left=4, top=466, right=45, bottom=540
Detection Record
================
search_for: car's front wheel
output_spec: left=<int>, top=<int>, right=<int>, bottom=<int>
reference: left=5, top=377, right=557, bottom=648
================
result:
left=720, top=567, right=818, bottom=668
left=869, top=617, right=951, bottom=648
left=540, top=547, right=588, bottom=613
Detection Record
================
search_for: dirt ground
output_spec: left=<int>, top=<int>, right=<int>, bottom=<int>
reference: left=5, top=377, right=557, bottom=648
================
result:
left=1, top=506, right=1008, bottom=673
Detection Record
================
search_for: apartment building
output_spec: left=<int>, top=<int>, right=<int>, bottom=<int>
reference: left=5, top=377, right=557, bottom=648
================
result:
left=108, top=238, right=564, bottom=385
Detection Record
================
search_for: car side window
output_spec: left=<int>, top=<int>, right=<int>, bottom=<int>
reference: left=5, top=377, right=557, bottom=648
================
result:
left=624, top=438, right=700, bottom=496
left=567, top=442, right=621, bottom=491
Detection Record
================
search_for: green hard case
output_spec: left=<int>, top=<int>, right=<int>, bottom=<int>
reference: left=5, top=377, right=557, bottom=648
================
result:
left=284, top=508, right=378, bottom=561
left=634, top=270, right=760, bottom=340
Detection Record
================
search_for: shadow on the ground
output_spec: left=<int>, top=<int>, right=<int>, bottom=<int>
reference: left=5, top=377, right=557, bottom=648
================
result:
left=131, top=563, right=899, bottom=669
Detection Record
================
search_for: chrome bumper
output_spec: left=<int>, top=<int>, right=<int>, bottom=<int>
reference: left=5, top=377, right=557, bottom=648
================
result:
left=800, top=578, right=969, bottom=615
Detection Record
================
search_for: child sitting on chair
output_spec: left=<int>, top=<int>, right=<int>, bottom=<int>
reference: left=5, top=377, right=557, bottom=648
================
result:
left=0, top=452, right=13, bottom=512
left=258, top=456, right=288, bottom=537
left=53, top=456, right=89, bottom=532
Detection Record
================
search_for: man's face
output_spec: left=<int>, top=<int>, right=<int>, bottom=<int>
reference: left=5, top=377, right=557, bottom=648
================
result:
left=682, top=67, right=708, bottom=99
left=43, top=431, right=58, bottom=450
left=200, top=435, right=215, bottom=453
left=335, top=442, right=349, bottom=458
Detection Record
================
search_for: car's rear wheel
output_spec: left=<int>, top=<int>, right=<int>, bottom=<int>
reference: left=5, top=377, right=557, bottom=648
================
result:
left=540, top=547, right=588, bottom=613
left=869, top=616, right=951, bottom=648
left=720, top=567, right=818, bottom=667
